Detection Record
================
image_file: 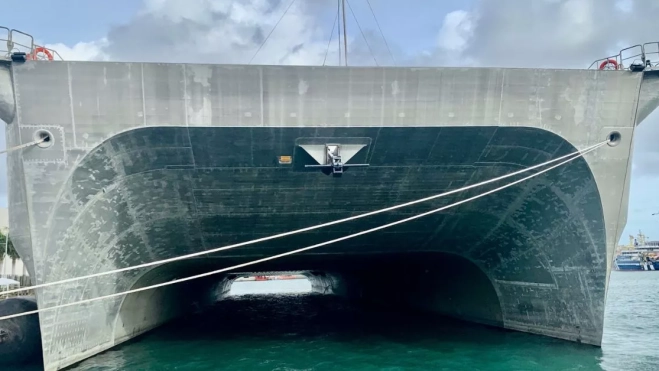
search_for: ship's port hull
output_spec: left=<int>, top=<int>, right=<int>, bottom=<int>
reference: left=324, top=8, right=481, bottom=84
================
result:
left=2, top=61, right=658, bottom=370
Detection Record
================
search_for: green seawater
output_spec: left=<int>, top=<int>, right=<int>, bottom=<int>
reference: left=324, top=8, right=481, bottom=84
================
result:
left=21, top=271, right=659, bottom=370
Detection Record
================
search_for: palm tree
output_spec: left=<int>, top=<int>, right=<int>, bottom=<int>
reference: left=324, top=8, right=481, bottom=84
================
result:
left=0, top=231, right=19, bottom=276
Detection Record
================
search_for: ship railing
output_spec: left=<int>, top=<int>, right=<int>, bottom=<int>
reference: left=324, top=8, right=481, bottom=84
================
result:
left=1, top=26, right=63, bottom=61
left=589, top=42, right=659, bottom=70
left=589, top=53, right=622, bottom=70
left=642, top=42, right=659, bottom=68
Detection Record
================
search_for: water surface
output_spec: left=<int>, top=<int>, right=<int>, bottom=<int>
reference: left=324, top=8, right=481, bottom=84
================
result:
left=23, top=271, right=659, bottom=370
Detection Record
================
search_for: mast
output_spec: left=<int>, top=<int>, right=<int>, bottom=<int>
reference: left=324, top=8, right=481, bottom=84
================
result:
left=341, top=0, right=348, bottom=66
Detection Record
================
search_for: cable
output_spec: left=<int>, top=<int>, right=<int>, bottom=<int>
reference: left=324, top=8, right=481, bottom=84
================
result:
left=345, top=0, right=378, bottom=66
left=247, top=0, right=297, bottom=65
left=323, top=8, right=339, bottom=66
left=0, top=136, right=46, bottom=155
left=341, top=0, right=348, bottom=66
left=0, top=142, right=604, bottom=322
left=337, top=0, right=342, bottom=66
left=1, top=140, right=607, bottom=296
left=365, top=0, right=396, bottom=66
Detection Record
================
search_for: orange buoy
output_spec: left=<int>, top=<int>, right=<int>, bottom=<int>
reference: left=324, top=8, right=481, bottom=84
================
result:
left=27, top=46, right=54, bottom=61
left=599, top=59, right=618, bottom=70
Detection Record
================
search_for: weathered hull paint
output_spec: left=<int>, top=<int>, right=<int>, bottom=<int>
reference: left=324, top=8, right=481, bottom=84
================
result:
left=2, top=60, right=658, bottom=370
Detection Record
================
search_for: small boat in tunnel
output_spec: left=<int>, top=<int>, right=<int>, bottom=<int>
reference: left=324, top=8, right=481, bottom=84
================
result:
left=2, top=25, right=659, bottom=371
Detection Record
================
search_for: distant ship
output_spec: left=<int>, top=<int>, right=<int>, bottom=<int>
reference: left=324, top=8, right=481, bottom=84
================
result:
left=614, top=232, right=659, bottom=271
left=613, top=253, right=659, bottom=271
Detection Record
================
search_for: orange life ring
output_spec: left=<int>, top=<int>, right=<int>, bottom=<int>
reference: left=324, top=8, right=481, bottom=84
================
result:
left=599, top=59, right=618, bottom=70
left=27, top=47, right=54, bottom=61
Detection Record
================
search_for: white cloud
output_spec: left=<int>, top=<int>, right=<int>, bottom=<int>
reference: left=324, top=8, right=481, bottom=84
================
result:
left=557, top=0, right=596, bottom=46
left=437, top=10, right=475, bottom=53
left=37, top=0, right=389, bottom=67
left=96, top=0, right=333, bottom=65
left=140, top=0, right=232, bottom=22
left=43, top=40, right=109, bottom=61
left=25, top=0, right=331, bottom=66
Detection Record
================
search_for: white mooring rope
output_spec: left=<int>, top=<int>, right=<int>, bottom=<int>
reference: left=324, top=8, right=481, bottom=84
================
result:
left=1, top=140, right=607, bottom=297
left=0, top=137, right=46, bottom=155
left=0, top=141, right=606, bottom=321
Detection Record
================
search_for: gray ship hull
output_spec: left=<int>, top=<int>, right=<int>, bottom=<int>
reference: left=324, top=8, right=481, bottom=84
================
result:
left=1, top=60, right=658, bottom=370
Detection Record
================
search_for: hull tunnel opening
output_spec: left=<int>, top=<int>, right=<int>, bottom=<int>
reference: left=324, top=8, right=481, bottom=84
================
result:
left=113, top=251, right=504, bottom=346
left=228, top=274, right=312, bottom=296
left=21, top=125, right=610, bottom=370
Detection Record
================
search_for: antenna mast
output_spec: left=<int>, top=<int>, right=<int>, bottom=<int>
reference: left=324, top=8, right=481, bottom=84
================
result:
left=341, top=0, right=348, bottom=66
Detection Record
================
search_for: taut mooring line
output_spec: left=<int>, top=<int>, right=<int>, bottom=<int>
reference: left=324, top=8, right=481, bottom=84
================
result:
left=0, top=136, right=46, bottom=155
left=4, top=141, right=608, bottom=294
left=0, top=142, right=606, bottom=321
left=0, top=141, right=607, bottom=297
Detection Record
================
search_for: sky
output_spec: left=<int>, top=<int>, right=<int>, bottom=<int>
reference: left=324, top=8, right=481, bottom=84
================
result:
left=0, top=0, right=657, bottom=243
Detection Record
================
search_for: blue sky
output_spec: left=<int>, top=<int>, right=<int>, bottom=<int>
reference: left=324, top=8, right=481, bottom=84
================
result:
left=0, top=0, right=657, bottom=243
left=0, top=0, right=472, bottom=59
left=0, top=0, right=142, bottom=45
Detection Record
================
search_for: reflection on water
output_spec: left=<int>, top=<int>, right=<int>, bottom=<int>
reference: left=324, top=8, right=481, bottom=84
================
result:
left=17, top=271, right=659, bottom=370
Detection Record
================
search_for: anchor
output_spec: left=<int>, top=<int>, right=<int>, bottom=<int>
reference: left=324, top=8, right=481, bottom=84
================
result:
left=304, top=144, right=369, bottom=177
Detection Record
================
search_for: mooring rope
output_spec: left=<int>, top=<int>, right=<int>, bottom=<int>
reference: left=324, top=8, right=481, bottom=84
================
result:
left=1, top=140, right=608, bottom=297
left=0, top=141, right=606, bottom=322
left=0, top=140, right=607, bottom=297
left=0, top=136, right=46, bottom=155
